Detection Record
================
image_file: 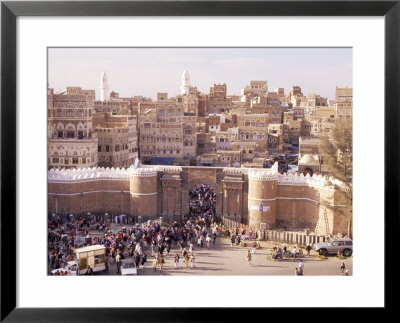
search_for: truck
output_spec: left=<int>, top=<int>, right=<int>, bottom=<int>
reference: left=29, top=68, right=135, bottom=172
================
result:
left=51, top=245, right=106, bottom=275
left=313, top=237, right=353, bottom=257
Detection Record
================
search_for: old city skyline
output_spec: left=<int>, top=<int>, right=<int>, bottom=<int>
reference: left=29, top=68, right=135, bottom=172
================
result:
left=48, top=47, right=352, bottom=100
left=48, top=47, right=353, bottom=277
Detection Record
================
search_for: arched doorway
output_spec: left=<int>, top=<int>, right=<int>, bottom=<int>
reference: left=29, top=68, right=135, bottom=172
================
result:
left=303, top=168, right=313, bottom=176
left=188, top=184, right=216, bottom=223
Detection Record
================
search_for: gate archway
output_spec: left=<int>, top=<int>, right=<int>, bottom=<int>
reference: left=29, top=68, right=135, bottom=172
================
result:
left=188, top=184, right=216, bottom=223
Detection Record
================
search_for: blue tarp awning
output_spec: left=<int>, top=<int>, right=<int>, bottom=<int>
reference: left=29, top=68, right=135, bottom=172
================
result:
left=151, top=157, right=175, bottom=165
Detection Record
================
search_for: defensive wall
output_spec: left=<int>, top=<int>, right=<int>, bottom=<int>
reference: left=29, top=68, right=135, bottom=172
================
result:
left=48, top=163, right=350, bottom=236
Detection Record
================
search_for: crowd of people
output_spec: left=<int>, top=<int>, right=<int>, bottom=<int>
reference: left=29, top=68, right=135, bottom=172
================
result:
left=189, top=184, right=216, bottom=223
left=48, top=207, right=225, bottom=275
left=48, top=213, right=101, bottom=273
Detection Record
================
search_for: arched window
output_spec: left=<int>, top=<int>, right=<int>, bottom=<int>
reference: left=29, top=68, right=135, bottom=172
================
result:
left=66, top=124, right=75, bottom=138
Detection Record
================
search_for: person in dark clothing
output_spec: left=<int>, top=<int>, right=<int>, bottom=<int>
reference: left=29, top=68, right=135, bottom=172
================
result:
left=160, top=244, right=165, bottom=255
left=141, top=253, right=147, bottom=269
left=134, top=252, right=141, bottom=268
left=230, top=235, right=235, bottom=247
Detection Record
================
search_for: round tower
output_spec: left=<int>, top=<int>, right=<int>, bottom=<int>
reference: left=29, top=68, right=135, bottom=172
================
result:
left=99, top=71, right=109, bottom=101
left=247, top=167, right=278, bottom=231
left=181, top=70, right=190, bottom=95
left=129, top=167, right=158, bottom=219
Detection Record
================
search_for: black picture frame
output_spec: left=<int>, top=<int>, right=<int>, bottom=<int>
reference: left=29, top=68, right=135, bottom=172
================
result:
left=1, top=1, right=398, bottom=321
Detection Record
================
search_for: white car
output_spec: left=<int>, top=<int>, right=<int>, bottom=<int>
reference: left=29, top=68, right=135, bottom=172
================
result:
left=51, top=261, right=79, bottom=275
left=314, top=238, right=353, bottom=257
left=120, top=259, right=137, bottom=275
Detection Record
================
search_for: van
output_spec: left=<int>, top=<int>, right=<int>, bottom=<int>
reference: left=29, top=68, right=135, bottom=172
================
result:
left=74, top=245, right=106, bottom=274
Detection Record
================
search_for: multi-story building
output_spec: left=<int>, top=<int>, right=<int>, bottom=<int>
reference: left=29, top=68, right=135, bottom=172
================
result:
left=335, top=87, right=353, bottom=121
left=237, top=114, right=269, bottom=151
left=47, top=87, right=98, bottom=169
left=183, top=86, right=200, bottom=116
left=314, top=106, right=336, bottom=119
left=206, top=114, right=226, bottom=133
left=301, top=93, right=329, bottom=114
left=267, top=124, right=284, bottom=153
left=335, top=86, right=353, bottom=102
left=208, top=83, right=233, bottom=114
left=182, top=116, right=197, bottom=159
left=214, top=127, right=239, bottom=150
left=306, top=115, right=334, bottom=138
left=138, top=108, right=158, bottom=163
left=232, top=141, right=258, bottom=161
left=93, top=112, right=138, bottom=168
left=217, top=149, right=243, bottom=166
left=197, top=93, right=209, bottom=117
left=293, top=106, right=305, bottom=119
left=196, top=133, right=213, bottom=155
left=241, top=80, right=268, bottom=97
left=94, top=99, right=130, bottom=114
left=283, top=112, right=302, bottom=144
left=301, top=117, right=313, bottom=137
left=266, top=92, right=280, bottom=106
left=287, top=85, right=303, bottom=100
left=274, top=87, right=285, bottom=98
left=138, top=96, right=197, bottom=164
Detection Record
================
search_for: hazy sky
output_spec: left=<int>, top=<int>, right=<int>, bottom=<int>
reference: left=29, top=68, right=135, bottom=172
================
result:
left=48, top=48, right=352, bottom=101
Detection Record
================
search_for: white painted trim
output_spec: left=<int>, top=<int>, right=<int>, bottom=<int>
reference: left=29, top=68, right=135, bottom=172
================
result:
left=48, top=190, right=130, bottom=196
left=248, top=196, right=319, bottom=204
left=130, top=192, right=158, bottom=196
left=48, top=190, right=159, bottom=196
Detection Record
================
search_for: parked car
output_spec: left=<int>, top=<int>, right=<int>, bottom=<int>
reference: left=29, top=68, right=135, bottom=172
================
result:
left=51, top=261, right=79, bottom=275
left=314, top=237, right=353, bottom=257
left=120, top=259, right=137, bottom=276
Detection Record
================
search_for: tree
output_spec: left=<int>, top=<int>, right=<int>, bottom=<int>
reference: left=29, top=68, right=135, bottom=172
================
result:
left=320, top=117, right=352, bottom=237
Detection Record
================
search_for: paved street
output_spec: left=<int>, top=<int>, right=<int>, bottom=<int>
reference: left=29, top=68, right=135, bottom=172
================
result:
left=92, top=225, right=353, bottom=276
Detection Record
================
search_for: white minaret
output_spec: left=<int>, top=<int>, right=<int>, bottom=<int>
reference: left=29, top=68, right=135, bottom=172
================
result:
left=181, top=70, right=190, bottom=95
left=99, top=71, right=109, bottom=101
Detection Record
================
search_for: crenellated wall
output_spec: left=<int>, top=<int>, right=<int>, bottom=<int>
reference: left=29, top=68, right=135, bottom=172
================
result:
left=48, top=164, right=350, bottom=236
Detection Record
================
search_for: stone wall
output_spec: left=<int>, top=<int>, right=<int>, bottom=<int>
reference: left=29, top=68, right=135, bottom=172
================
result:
left=47, top=165, right=350, bottom=236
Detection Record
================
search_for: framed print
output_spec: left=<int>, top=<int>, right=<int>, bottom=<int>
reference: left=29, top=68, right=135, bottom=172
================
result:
left=1, top=0, right=398, bottom=321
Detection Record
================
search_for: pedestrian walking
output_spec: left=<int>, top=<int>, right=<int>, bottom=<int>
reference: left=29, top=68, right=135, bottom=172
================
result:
left=340, top=261, right=345, bottom=275
left=190, top=254, right=196, bottom=269
left=152, top=257, right=158, bottom=272
left=231, top=235, right=235, bottom=247
left=206, top=235, right=211, bottom=249
left=251, top=241, right=257, bottom=254
left=134, top=252, right=141, bottom=268
left=189, top=242, right=193, bottom=254
left=141, top=253, right=147, bottom=269
left=298, top=259, right=304, bottom=275
left=184, top=254, right=189, bottom=268
left=106, top=253, right=111, bottom=273
left=247, top=250, right=252, bottom=266
left=115, top=251, right=121, bottom=274
left=174, top=254, right=180, bottom=270
left=306, top=244, right=312, bottom=256
left=159, top=255, right=165, bottom=272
